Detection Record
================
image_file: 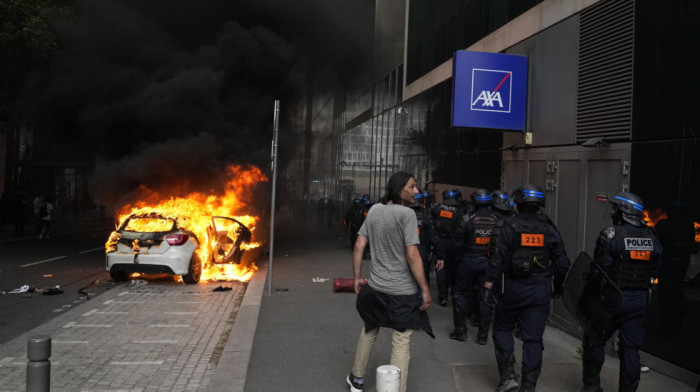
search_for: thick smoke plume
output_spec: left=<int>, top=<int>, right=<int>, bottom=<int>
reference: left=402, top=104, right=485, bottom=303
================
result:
left=19, top=0, right=374, bottom=213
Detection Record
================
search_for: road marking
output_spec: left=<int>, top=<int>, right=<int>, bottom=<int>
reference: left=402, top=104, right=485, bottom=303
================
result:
left=20, top=256, right=67, bottom=268
left=78, top=247, right=104, bottom=254
left=83, top=309, right=129, bottom=316
left=103, top=300, right=143, bottom=305
left=164, top=311, right=198, bottom=315
left=133, top=340, right=178, bottom=344
left=149, top=324, right=189, bottom=328
left=63, top=322, right=112, bottom=328
left=110, top=360, right=164, bottom=365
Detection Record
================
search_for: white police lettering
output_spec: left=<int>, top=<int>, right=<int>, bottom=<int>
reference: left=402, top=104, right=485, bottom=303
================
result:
left=475, top=228, right=492, bottom=236
left=442, top=205, right=458, bottom=212
left=624, top=238, right=653, bottom=251
left=472, top=90, right=503, bottom=108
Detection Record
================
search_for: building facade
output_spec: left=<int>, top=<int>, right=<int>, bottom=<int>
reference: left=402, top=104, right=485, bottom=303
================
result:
left=321, top=0, right=699, bottom=379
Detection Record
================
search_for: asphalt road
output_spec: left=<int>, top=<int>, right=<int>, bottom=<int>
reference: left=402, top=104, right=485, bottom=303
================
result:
left=0, top=229, right=115, bottom=345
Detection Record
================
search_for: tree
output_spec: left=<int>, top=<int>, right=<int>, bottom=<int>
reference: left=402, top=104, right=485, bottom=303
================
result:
left=0, top=0, right=74, bottom=125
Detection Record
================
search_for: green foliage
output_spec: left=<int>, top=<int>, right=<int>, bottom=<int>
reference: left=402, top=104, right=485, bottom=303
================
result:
left=0, top=0, right=76, bottom=122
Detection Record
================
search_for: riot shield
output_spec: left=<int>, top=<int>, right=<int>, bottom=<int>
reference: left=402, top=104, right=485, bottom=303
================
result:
left=562, top=251, right=622, bottom=344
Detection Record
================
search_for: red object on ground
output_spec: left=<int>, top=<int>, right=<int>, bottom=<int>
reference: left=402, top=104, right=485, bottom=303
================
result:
left=333, top=278, right=367, bottom=293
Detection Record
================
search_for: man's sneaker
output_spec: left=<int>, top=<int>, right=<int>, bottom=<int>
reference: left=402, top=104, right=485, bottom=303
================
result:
left=449, top=326, right=468, bottom=341
left=583, top=385, right=603, bottom=392
left=477, top=333, right=488, bottom=345
left=497, top=377, right=519, bottom=392
left=439, top=297, right=448, bottom=306
left=346, top=372, right=364, bottom=392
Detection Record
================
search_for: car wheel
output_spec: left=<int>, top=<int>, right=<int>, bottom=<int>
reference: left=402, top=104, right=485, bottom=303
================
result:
left=182, top=253, right=202, bottom=284
left=110, top=269, right=129, bottom=282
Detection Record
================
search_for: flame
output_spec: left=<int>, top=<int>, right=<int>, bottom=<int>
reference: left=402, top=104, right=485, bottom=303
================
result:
left=644, top=210, right=700, bottom=243
left=106, top=165, right=267, bottom=282
left=642, top=209, right=667, bottom=228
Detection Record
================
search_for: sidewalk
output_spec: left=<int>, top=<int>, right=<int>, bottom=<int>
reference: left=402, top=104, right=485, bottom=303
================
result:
left=232, top=218, right=697, bottom=392
left=0, top=213, right=696, bottom=391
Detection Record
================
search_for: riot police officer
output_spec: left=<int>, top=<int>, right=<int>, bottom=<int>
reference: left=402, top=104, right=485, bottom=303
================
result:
left=344, top=198, right=362, bottom=249
left=484, top=184, right=570, bottom=392
left=430, top=189, right=466, bottom=308
left=409, top=191, right=433, bottom=285
left=491, top=190, right=514, bottom=220
left=453, top=189, right=499, bottom=344
left=582, top=192, right=663, bottom=392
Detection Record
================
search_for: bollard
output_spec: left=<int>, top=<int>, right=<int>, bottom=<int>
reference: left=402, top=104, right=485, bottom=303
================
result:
left=376, top=364, right=400, bottom=392
left=27, top=335, right=51, bottom=392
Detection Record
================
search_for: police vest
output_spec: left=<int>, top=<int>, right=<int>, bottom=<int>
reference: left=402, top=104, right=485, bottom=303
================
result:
left=610, top=225, right=656, bottom=290
left=411, top=206, right=430, bottom=241
left=464, top=209, right=498, bottom=253
left=506, top=215, right=551, bottom=277
left=434, top=204, right=461, bottom=235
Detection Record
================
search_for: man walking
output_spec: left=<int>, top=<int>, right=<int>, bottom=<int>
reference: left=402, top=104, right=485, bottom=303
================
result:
left=347, top=171, right=433, bottom=392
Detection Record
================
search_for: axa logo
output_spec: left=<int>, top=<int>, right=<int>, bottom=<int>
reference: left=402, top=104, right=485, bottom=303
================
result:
left=470, top=69, right=513, bottom=113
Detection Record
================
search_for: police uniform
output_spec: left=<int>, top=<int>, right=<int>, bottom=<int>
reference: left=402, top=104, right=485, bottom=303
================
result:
left=429, top=189, right=465, bottom=307
left=344, top=198, right=362, bottom=249
left=454, top=190, right=498, bottom=344
left=582, top=192, right=663, bottom=392
left=486, top=185, right=570, bottom=392
left=409, top=192, right=433, bottom=285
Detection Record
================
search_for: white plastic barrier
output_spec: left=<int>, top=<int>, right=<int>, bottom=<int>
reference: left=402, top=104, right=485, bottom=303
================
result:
left=376, top=364, right=401, bottom=392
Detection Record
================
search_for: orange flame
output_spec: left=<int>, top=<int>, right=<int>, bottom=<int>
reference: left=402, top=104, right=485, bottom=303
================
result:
left=644, top=210, right=700, bottom=244
left=642, top=209, right=667, bottom=228
left=108, top=165, right=267, bottom=282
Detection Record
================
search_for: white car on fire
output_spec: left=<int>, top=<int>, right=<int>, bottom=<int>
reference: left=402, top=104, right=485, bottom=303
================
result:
left=105, top=213, right=252, bottom=284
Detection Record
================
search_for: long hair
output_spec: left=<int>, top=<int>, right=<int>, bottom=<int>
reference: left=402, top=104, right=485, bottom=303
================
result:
left=384, top=171, right=414, bottom=205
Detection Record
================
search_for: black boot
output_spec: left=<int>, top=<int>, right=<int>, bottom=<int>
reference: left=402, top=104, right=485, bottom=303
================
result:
left=497, top=363, right=519, bottom=392
left=449, top=325, right=468, bottom=341
left=519, top=382, right=535, bottom=392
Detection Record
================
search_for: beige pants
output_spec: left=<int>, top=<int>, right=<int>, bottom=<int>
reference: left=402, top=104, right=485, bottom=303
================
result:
left=351, top=326, right=413, bottom=392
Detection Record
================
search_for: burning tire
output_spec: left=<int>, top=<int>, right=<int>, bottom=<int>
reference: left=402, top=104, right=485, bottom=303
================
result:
left=182, top=253, right=202, bottom=284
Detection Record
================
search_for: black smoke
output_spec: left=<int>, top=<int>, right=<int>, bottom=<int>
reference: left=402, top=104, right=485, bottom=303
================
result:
left=18, top=0, right=374, bottom=209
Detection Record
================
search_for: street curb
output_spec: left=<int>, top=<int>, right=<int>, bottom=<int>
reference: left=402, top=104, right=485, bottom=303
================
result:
left=208, top=261, right=268, bottom=392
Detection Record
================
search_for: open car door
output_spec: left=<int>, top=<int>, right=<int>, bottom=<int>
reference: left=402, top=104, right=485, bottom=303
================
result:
left=208, top=216, right=252, bottom=264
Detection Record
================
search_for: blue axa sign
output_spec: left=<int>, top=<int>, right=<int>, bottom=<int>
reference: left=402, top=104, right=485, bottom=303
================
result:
left=452, top=50, right=528, bottom=131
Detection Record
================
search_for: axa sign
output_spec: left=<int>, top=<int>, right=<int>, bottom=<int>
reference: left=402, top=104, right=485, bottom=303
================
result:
left=451, top=50, right=528, bottom=131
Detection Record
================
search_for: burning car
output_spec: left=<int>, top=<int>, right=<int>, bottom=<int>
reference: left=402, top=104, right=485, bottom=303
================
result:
left=105, top=213, right=252, bottom=284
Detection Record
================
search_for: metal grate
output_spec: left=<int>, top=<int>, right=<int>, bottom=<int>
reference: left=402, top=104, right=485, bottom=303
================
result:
left=576, top=0, right=635, bottom=143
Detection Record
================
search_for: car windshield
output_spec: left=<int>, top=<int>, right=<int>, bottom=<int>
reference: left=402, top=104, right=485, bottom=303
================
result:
left=122, top=216, right=175, bottom=232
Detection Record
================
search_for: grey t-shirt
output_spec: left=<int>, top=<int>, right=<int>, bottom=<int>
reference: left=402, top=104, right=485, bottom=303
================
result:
left=358, top=203, right=420, bottom=295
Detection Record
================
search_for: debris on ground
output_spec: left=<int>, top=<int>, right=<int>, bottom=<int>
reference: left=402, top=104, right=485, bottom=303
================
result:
left=130, top=279, right=148, bottom=287
left=312, top=277, right=329, bottom=283
left=213, top=286, right=232, bottom=292
left=42, top=286, right=64, bottom=295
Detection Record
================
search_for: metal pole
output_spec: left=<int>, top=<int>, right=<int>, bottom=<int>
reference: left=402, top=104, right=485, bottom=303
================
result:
left=27, top=335, right=51, bottom=392
left=268, top=100, right=280, bottom=296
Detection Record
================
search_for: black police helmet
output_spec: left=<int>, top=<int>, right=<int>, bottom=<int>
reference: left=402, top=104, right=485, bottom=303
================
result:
left=513, top=184, right=545, bottom=207
left=442, top=188, right=462, bottom=206
left=352, top=198, right=361, bottom=206
left=491, top=190, right=511, bottom=211
left=470, top=188, right=491, bottom=207
left=610, top=192, right=644, bottom=217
